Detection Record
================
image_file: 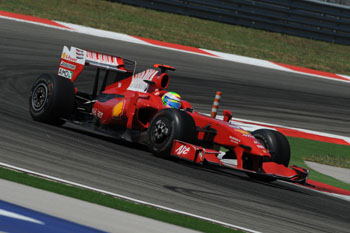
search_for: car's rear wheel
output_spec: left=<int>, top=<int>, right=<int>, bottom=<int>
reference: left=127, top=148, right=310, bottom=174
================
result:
left=29, top=73, right=75, bottom=125
left=148, top=108, right=196, bottom=157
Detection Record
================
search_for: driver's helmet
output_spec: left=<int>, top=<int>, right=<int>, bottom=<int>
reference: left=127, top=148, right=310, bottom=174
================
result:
left=162, top=92, right=181, bottom=109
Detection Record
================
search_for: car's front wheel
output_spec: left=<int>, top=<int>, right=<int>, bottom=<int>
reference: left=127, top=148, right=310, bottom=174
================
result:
left=148, top=108, right=196, bottom=157
left=252, top=129, right=290, bottom=166
left=246, top=129, right=291, bottom=182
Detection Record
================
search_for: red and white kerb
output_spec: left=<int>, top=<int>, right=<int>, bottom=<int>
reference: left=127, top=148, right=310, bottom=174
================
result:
left=210, top=91, right=222, bottom=118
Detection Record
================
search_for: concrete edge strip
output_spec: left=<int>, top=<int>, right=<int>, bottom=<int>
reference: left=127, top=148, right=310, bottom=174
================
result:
left=0, top=162, right=262, bottom=233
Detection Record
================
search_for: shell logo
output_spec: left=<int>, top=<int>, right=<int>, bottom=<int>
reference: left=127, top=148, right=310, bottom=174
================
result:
left=235, top=129, right=250, bottom=135
left=113, top=101, right=124, bottom=118
left=62, top=52, right=66, bottom=59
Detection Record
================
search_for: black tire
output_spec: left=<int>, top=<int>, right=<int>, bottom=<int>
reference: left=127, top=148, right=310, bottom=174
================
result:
left=252, top=129, right=290, bottom=166
left=29, top=73, right=75, bottom=125
left=148, top=108, right=196, bottom=157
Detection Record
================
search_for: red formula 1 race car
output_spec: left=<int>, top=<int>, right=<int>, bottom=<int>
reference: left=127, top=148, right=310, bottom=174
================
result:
left=29, top=46, right=309, bottom=183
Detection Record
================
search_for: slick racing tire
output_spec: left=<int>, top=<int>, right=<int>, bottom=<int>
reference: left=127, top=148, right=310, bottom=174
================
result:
left=252, top=129, right=291, bottom=166
left=29, top=73, right=75, bottom=126
left=148, top=108, right=196, bottom=157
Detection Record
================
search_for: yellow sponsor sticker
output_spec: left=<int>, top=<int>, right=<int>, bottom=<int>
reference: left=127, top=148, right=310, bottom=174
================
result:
left=113, top=101, right=124, bottom=117
left=235, top=129, right=250, bottom=134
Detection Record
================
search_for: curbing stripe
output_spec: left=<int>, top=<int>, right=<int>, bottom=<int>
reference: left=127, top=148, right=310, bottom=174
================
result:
left=0, top=10, right=71, bottom=30
left=130, top=35, right=218, bottom=57
left=271, top=62, right=350, bottom=82
left=0, top=162, right=262, bottom=233
left=202, top=49, right=350, bottom=83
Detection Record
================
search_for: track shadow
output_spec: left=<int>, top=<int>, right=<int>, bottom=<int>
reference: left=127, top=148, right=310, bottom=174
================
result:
left=62, top=123, right=310, bottom=196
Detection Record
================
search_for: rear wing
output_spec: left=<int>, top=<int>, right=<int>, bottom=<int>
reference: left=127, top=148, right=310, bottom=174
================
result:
left=57, top=46, right=136, bottom=82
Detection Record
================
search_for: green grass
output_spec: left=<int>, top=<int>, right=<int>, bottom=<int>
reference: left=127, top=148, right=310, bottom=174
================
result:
left=0, top=0, right=350, bottom=75
left=0, top=167, right=240, bottom=233
left=305, top=154, right=350, bottom=169
left=288, top=137, right=350, bottom=190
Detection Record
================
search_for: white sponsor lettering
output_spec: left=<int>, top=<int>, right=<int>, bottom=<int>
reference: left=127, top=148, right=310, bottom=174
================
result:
left=60, top=61, right=76, bottom=70
left=242, top=134, right=255, bottom=138
left=58, top=68, right=73, bottom=79
left=92, top=108, right=103, bottom=119
left=229, top=136, right=240, bottom=143
left=175, top=145, right=190, bottom=155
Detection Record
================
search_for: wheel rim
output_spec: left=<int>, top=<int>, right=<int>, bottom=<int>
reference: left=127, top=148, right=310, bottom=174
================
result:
left=151, top=119, right=170, bottom=144
left=32, top=83, right=48, bottom=112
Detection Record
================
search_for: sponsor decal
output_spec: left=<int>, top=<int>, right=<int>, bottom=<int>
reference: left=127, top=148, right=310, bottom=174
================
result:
left=58, top=68, right=73, bottom=79
left=92, top=108, right=103, bottom=119
left=60, top=61, right=76, bottom=70
left=229, top=136, right=240, bottom=143
left=65, top=55, right=78, bottom=63
left=175, top=145, right=190, bottom=155
left=112, top=101, right=124, bottom=118
left=235, top=129, right=250, bottom=135
left=242, top=134, right=255, bottom=138
left=61, top=46, right=86, bottom=65
left=253, top=139, right=266, bottom=149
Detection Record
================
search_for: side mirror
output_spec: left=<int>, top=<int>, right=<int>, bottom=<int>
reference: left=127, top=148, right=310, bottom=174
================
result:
left=223, top=110, right=232, bottom=122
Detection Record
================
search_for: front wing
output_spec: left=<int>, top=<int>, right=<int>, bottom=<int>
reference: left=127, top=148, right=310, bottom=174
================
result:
left=170, top=140, right=309, bottom=184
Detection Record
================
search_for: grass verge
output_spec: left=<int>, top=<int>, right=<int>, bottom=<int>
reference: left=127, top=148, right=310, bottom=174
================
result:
left=288, top=137, right=350, bottom=191
left=0, top=167, right=240, bottom=233
left=0, top=0, right=349, bottom=75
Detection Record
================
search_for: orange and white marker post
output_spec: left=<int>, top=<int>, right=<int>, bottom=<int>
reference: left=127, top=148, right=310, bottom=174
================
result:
left=210, top=91, right=222, bottom=118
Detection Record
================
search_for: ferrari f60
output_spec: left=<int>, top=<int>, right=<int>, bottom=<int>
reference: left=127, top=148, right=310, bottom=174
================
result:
left=29, top=46, right=309, bottom=183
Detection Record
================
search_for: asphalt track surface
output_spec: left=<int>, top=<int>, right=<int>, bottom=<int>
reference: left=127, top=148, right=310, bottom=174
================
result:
left=0, top=18, right=349, bottom=233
